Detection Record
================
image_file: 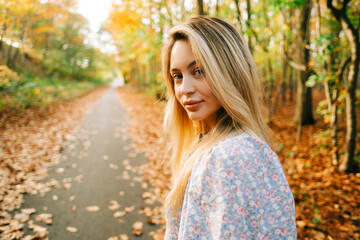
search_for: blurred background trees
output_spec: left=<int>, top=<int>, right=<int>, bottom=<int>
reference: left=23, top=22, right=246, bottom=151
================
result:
left=0, top=0, right=114, bottom=111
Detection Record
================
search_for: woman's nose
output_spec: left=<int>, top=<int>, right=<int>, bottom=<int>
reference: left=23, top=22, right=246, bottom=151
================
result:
left=180, top=75, right=195, bottom=95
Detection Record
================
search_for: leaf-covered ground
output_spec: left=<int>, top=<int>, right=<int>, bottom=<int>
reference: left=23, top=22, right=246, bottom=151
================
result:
left=116, top=87, right=360, bottom=240
left=0, top=87, right=107, bottom=239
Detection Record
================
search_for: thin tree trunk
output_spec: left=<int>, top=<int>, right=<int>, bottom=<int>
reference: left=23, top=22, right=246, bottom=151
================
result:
left=20, top=16, right=30, bottom=65
left=246, top=0, right=252, bottom=52
left=330, top=89, right=339, bottom=165
left=267, top=58, right=275, bottom=120
left=10, top=48, right=20, bottom=68
left=6, top=43, right=13, bottom=68
left=281, top=28, right=289, bottom=103
left=281, top=61, right=288, bottom=103
left=233, top=0, right=243, bottom=31
left=197, top=0, right=205, bottom=15
left=270, top=85, right=282, bottom=118
left=327, top=0, right=359, bottom=172
left=0, top=23, right=7, bottom=55
left=295, top=0, right=315, bottom=137
left=215, top=0, right=219, bottom=16
left=289, top=68, right=295, bottom=102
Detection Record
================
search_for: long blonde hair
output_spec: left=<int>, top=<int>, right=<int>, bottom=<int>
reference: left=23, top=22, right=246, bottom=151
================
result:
left=162, top=16, right=271, bottom=209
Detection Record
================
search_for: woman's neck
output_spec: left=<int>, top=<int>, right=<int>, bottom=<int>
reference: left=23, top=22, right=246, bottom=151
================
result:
left=199, top=117, right=217, bottom=135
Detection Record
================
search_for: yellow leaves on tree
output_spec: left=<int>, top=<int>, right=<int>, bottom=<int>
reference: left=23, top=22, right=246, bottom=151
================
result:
left=0, top=65, right=18, bottom=88
left=107, top=1, right=142, bottom=36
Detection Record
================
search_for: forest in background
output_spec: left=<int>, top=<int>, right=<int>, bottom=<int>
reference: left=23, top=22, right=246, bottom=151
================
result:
left=0, top=0, right=117, bottom=113
left=105, top=0, right=360, bottom=173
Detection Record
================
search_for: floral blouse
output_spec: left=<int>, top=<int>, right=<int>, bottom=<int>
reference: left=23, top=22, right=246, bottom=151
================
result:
left=165, top=133, right=297, bottom=240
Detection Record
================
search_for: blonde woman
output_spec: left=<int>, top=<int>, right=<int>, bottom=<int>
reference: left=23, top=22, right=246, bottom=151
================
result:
left=162, top=16, right=296, bottom=239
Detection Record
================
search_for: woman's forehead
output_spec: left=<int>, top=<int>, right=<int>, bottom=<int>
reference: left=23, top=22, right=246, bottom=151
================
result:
left=170, top=40, right=196, bottom=70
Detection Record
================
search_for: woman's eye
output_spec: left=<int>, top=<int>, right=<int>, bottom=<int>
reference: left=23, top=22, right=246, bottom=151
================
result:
left=172, top=74, right=182, bottom=81
left=194, top=69, right=204, bottom=76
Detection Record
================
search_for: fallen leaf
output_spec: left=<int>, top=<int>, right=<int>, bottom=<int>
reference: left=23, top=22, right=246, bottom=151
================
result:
left=14, top=212, right=30, bottom=223
left=119, top=234, right=129, bottom=240
left=56, top=168, right=65, bottom=174
left=124, top=206, right=135, bottom=213
left=113, top=211, right=127, bottom=218
left=86, top=206, right=100, bottom=212
left=297, top=220, right=306, bottom=229
left=73, top=175, right=83, bottom=182
left=66, top=226, right=78, bottom=233
left=21, top=208, right=36, bottom=215
left=109, top=163, right=119, bottom=170
left=63, top=183, right=72, bottom=190
left=131, top=221, right=143, bottom=236
left=145, top=198, right=155, bottom=205
left=142, top=192, right=153, bottom=199
left=108, top=200, right=121, bottom=210
left=107, top=236, right=118, bottom=240
left=35, top=213, right=53, bottom=224
left=28, top=221, right=48, bottom=237
left=141, top=182, right=148, bottom=189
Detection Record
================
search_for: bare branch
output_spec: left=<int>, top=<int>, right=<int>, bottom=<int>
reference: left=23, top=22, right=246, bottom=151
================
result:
left=283, top=51, right=306, bottom=71
left=337, top=57, right=351, bottom=80
left=327, top=0, right=341, bottom=19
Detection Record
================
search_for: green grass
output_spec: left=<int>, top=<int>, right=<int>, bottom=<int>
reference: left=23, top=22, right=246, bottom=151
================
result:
left=0, top=74, right=107, bottom=112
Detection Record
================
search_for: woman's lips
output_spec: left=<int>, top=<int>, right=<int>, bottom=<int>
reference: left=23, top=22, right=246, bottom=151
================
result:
left=183, top=100, right=203, bottom=111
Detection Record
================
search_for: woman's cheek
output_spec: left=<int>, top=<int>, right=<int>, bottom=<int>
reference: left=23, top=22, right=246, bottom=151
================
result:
left=174, top=88, right=182, bottom=103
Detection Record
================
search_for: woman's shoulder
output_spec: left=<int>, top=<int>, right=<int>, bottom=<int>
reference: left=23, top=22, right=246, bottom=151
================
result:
left=200, top=132, right=282, bottom=174
left=212, top=132, right=273, bottom=157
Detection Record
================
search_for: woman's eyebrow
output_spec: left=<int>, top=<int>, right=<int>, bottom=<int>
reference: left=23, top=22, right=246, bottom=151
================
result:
left=170, top=61, right=197, bottom=72
left=187, top=61, right=196, bottom=69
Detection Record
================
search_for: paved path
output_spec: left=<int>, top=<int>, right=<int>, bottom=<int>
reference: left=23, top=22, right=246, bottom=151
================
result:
left=19, top=88, right=159, bottom=239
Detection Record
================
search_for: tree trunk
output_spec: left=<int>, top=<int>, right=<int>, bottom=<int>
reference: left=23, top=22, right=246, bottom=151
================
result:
left=233, top=0, right=243, bottom=31
left=246, top=0, right=253, bottom=52
left=0, top=23, right=7, bottom=56
left=281, top=31, right=289, bottom=103
left=295, top=0, right=315, bottom=135
left=197, top=0, right=205, bottom=15
left=330, top=89, right=339, bottom=165
left=340, top=26, right=359, bottom=173
left=20, top=16, right=30, bottom=65
left=289, top=68, right=295, bottom=102
left=6, top=43, right=13, bottom=68
left=215, top=0, right=219, bottom=16
left=327, top=0, right=359, bottom=172
left=266, top=57, right=275, bottom=120
left=10, top=48, right=20, bottom=69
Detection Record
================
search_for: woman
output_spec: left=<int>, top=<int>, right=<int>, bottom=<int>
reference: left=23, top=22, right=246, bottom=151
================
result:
left=162, top=16, right=296, bottom=239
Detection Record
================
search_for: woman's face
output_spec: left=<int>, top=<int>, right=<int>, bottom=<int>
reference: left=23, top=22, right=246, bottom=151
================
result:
left=170, top=40, right=221, bottom=124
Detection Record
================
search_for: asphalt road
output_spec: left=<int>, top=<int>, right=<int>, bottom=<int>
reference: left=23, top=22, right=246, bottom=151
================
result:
left=19, top=88, right=160, bottom=239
